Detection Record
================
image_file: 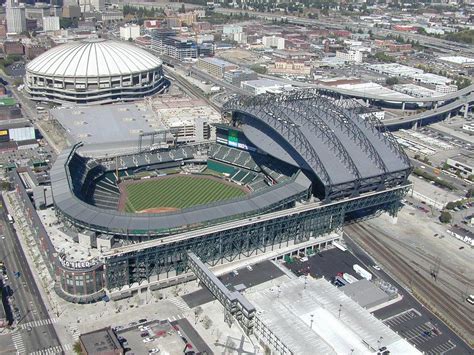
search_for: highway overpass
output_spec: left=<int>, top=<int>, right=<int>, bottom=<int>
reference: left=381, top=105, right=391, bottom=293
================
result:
left=382, top=93, right=474, bottom=131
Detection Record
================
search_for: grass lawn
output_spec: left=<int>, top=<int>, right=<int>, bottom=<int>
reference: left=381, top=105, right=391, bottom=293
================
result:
left=124, top=175, right=246, bottom=212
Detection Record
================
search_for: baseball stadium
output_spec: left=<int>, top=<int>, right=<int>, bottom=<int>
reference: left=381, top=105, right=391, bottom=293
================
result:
left=47, top=90, right=412, bottom=302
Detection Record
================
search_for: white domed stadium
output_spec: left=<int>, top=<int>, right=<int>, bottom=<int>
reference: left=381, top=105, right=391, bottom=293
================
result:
left=24, top=39, right=168, bottom=105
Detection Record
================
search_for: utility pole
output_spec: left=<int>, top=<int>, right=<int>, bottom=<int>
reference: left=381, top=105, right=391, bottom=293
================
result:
left=430, top=256, right=441, bottom=282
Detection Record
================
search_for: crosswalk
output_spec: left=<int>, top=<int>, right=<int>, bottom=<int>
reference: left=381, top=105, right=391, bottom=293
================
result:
left=167, top=296, right=191, bottom=312
left=12, top=331, right=26, bottom=355
left=20, top=318, right=58, bottom=329
left=29, top=345, right=64, bottom=355
left=167, top=313, right=186, bottom=322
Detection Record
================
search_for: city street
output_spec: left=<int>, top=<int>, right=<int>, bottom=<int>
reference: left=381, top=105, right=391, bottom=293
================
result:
left=0, top=196, right=61, bottom=354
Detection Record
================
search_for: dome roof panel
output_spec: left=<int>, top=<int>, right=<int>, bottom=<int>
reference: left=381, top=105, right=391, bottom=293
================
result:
left=26, top=39, right=162, bottom=78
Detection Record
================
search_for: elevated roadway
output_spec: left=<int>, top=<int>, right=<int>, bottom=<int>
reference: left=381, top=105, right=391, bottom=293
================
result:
left=383, top=93, right=474, bottom=130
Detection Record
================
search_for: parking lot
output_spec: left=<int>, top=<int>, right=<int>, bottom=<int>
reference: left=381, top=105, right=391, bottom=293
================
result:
left=116, top=318, right=211, bottom=354
left=5, top=63, right=26, bottom=77
left=285, top=247, right=371, bottom=281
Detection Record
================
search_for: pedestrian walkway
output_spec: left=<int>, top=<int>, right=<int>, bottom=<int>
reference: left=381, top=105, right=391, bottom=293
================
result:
left=167, top=296, right=191, bottom=312
left=29, top=344, right=65, bottom=355
left=20, top=318, right=59, bottom=329
left=12, top=331, right=26, bottom=355
left=167, top=313, right=186, bottom=322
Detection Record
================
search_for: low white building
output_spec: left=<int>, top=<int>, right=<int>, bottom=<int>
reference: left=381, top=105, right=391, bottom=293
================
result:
left=262, top=35, right=285, bottom=50
left=446, top=155, right=473, bottom=176
left=435, top=84, right=458, bottom=94
left=462, top=123, right=474, bottom=133
left=120, top=24, right=140, bottom=41
left=223, top=24, right=242, bottom=36
left=335, top=50, right=363, bottom=63
left=42, top=16, right=60, bottom=32
left=241, top=78, right=292, bottom=95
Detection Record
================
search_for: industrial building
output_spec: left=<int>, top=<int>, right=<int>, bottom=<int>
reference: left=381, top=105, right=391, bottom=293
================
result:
left=24, top=39, right=168, bottom=105
left=38, top=90, right=412, bottom=302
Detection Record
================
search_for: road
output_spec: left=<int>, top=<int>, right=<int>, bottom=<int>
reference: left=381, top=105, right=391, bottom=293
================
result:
left=409, top=158, right=471, bottom=194
left=0, top=195, right=62, bottom=354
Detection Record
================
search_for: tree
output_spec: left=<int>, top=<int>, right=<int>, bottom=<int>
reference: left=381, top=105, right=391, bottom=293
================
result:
left=445, top=202, right=456, bottom=210
left=466, top=188, right=474, bottom=198
left=202, top=315, right=213, bottom=329
left=250, top=64, right=267, bottom=74
left=385, top=77, right=399, bottom=86
left=73, top=341, right=82, bottom=354
left=194, top=306, right=203, bottom=324
left=439, top=211, right=452, bottom=224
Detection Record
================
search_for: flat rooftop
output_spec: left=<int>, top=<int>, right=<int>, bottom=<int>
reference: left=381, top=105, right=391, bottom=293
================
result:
left=247, top=277, right=420, bottom=354
left=199, top=56, right=236, bottom=68
left=336, top=82, right=413, bottom=101
left=51, top=97, right=220, bottom=156
left=79, top=327, right=123, bottom=354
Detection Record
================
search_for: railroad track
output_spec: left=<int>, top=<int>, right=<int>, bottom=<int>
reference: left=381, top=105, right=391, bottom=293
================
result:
left=379, top=233, right=473, bottom=298
left=348, top=223, right=472, bottom=341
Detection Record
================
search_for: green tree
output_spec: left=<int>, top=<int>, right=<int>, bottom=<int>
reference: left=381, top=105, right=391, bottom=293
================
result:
left=466, top=188, right=474, bottom=198
left=445, top=202, right=456, bottom=210
left=439, top=211, right=452, bottom=224
left=250, top=64, right=267, bottom=74
left=73, top=341, right=82, bottom=354
left=385, top=77, right=399, bottom=86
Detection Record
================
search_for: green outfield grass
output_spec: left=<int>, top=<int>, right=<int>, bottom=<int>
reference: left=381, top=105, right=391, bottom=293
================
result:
left=124, top=175, right=246, bottom=213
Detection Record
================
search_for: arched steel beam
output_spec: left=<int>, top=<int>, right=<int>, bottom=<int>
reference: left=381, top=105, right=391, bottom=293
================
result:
left=282, top=89, right=390, bottom=177
left=224, top=98, right=333, bottom=195
left=333, top=97, right=411, bottom=168
left=278, top=100, right=363, bottom=190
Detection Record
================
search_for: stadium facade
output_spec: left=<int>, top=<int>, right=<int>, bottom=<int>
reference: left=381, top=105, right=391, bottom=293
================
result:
left=24, top=39, right=168, bottom=105
left=42, top=90, right=411, bottom=303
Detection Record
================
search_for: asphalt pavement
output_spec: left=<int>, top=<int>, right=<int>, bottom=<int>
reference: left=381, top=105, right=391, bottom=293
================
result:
left=0, top=195, right=62, bottom=354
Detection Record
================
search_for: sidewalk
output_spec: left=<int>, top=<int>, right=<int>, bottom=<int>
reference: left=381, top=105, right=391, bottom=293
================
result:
left=3, top=191, right=74, bottom=349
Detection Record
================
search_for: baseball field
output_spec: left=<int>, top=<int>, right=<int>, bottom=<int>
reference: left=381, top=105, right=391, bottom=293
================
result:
left=120, top=174, right=247, bottom=213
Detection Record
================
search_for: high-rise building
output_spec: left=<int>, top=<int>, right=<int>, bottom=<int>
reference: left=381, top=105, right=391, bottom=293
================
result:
left=6, top=0, right=27, bottom=34
left=43, top=16, right=60, bottom=31
left=120, top=24, right=140, bottom=40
